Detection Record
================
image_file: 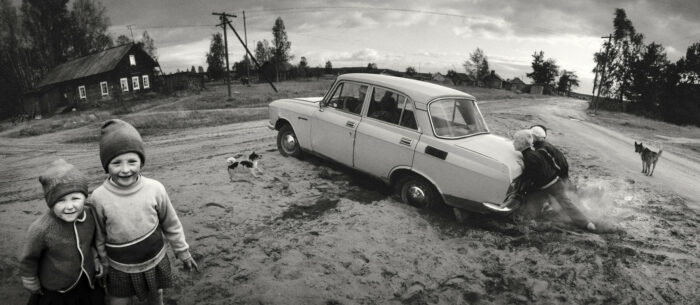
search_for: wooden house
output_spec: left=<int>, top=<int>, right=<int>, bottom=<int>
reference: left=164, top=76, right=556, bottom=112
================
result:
left=26, top=44, right=158, bottom=115
left=481, top=70, right=504, bottom=89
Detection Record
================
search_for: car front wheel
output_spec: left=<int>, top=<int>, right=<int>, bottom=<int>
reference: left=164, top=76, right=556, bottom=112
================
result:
left=399, top=176, right=441, bottom=209
left=277, top=124, right=302, bottom=157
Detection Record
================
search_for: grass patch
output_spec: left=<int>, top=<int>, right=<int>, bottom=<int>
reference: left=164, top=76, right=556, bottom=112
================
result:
left=62, top=109, right=268, bottom=142
left=135, top=110, right=268, bottom=136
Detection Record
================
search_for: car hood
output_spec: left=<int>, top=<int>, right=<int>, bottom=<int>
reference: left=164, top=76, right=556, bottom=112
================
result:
left=292, top=97, right=323, bottom=103
left=453, top=133, right=523, bottom=180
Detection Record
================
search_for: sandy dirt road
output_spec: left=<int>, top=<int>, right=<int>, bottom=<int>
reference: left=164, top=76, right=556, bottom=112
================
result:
left=1, top=97, right=698, bottom=304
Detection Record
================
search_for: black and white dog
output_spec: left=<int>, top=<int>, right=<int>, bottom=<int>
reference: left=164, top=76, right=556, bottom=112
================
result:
left=227, top=152, right=263, bottom=181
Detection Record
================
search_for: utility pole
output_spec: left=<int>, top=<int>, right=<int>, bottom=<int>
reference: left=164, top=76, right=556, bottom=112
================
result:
left=127, top=25, right=135, bottom=42
left=243, top=10, right=249, bottom=79
left=217, top=13, right=277, bottom=92
left=593, top=34, right=613, bottom=114
left=213, top=12, right=237, bottom=98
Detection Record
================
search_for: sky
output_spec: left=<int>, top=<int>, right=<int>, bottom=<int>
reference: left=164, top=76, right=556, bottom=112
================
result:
left=94, top=0, right=700, bottom=94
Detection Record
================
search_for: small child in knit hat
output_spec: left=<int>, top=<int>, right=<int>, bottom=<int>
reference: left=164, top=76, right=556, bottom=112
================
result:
left=90, top=119, right=197, bottom=305
left=18, top=159, right=105, bottom=305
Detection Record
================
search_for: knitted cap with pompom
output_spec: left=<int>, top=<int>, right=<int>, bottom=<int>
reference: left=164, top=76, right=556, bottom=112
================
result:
left=39, top=159, right=88, bottom=208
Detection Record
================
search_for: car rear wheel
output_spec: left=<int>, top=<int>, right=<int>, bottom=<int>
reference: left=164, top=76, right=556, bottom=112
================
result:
left=399, top=176, right=441, bottom=209
left=277, top=124, right=302, bottom=158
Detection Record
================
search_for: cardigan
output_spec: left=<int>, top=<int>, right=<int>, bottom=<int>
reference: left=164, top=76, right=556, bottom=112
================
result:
left=18, top=208, right=97, bottom=292
left=91, top=175, right=190, bottom=273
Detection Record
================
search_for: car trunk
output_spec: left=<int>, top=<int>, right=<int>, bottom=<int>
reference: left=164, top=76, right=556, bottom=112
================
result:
left=452, top=133, right=523, bottom=180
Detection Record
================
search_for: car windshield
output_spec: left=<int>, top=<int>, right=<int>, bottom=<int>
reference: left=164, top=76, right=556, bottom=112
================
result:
left=429, top=98, right=489, bottom=138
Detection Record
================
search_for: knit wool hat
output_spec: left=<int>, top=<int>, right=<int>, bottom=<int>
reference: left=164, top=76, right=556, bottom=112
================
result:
left=39, top=159, right=89, bottom=208
left=99, top=119, right=145, bottom=173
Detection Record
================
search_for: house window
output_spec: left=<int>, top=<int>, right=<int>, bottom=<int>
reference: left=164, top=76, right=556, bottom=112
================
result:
left=132, top=76, right=140, bottom=90
left=129, top=55, right=136, bottom=66
left=142, top=75, right=150, bottom=89
left=78, top=86, right=86, bottom=99
left=120, top=78, right=129, bottom=92
left=100, top=81, right=109, bottom=96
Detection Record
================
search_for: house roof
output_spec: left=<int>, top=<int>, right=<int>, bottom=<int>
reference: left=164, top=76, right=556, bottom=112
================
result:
left=481, top=71, right=503, bottom=81
left=510, top=77, right=526, bottom=85
left=35, top=44, right=153, bottom=89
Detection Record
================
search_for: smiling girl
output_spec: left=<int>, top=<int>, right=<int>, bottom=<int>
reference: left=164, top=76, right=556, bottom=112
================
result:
left=90, top=119, right=197, bottom=305
left=19, top=159, right=105, bottom=305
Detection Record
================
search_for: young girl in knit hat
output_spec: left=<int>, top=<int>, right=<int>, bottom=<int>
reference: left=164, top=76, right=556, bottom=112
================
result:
left=90, top=119, right=197, bottom=305
left=19, top=159, right=105, bottom=305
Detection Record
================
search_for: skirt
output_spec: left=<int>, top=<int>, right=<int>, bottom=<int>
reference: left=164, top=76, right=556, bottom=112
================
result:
left=27, top=274, right=105, bottom=305
left=106, top=256, right=173, bottom=300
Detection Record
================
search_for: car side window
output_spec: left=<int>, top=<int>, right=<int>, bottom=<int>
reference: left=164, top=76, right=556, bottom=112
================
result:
left=367, top=87, right=401, bottom=125
left=398, top=96, right=418, bottom=130
left=326, top=82, right=367, bottom=116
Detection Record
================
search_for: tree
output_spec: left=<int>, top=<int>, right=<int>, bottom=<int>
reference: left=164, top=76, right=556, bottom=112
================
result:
left=629, top=42, right=669, bottom=113
left=0, top=0, right=33, bottom=118
left=527, top=50, right=559, bottom=86
left=254, top=39, right=272, bottom=63
left=557, top=70, right=580, bottom=94
left=138, top=30, right=157, bottom=60
left=190, top=65, right=196, bottom=73
left=198, top=66, right=204, bottom=74
left=68, top=0, right=112, bottom=58
left=325, top=60, right=333, bottom=74
left=405, top=66, right=416, bottom=76
left=232, top=55, right=251, bottom=77
left=366, top=62, right=377, bottom=73
left=608, top=8, right=645, bottom=103
left=205, top=32, right=225, bottom=80
left=463, top=47, right=489, bottom=84
left=271, top=17, right=291, bottom=82
left=298, top=56, right=308, bottom=78
left=21, top=0, right=73, bottom=68
left=115, top=34, right=131, bottom=46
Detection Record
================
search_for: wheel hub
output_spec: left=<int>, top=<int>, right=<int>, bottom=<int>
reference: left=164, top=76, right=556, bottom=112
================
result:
left=407, top=185, right=426, bottom=203
left=283, top=134, right=296, bottom=151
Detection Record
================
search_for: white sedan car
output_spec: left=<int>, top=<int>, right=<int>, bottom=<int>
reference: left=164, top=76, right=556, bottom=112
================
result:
left=268, top=73, right=523, bottom=218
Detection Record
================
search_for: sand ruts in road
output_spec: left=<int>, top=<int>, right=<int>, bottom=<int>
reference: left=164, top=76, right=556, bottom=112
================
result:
left=1, top=97, right=698, bottom=304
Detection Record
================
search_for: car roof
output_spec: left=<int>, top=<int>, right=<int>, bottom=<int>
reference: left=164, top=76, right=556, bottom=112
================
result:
left=337, top=73, right=476, bottom=106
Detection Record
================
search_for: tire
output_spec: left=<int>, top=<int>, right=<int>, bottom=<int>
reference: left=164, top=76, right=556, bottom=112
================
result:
left=277, top=124, right=302, bottom=158
left=398, top=175, right=441, bottom=209
left=453, top=208, right=469, bottom=224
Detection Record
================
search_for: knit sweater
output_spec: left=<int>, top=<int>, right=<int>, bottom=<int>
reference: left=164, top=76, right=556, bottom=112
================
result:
left=18, top=208, right=97, bottom=292
left=91, top=175, right=190, bottom=273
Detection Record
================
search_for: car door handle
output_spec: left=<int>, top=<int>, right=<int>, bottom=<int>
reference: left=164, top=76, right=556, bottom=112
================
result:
left=346, top=121, right=355, bottom=128
left=399, top=137, right=412, bottom=146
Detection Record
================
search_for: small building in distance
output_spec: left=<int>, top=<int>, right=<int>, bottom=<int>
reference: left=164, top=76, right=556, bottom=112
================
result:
left=25, top=44, right=159, bottom=115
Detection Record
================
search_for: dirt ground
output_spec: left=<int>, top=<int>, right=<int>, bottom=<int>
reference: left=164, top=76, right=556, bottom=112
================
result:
left=1, top=96, right=698, bottom=304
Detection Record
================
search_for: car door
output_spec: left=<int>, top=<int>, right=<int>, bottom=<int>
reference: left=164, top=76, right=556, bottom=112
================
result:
left=354, top=87, right=420, bottom=178
left=311, top=81, right=368, bottom=167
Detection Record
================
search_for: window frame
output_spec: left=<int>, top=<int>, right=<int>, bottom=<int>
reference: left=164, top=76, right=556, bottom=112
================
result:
left=129, top=55, right=136, bottom=66
left=120, top=78, right=129, bottom=92
left=323, top=81, right=367, bottom=116
left=78, top=85, right=86, bottom=99
left=364, top=85, right=418, bottom=131
left=132, top=76, right=140, bottom=90
left=100, top=81, right=109, bottom=96
left=426, top=97, right=490, bottom=139
left=142, top=75, right=150, bottom=89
